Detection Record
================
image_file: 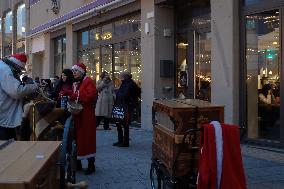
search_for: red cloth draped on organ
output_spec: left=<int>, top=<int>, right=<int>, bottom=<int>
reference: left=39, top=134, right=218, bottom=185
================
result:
left=197, top=123, right=247, bottom=189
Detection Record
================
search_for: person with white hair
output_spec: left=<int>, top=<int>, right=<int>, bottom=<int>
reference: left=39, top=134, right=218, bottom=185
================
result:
left=0, top=53, right=38, bottom=140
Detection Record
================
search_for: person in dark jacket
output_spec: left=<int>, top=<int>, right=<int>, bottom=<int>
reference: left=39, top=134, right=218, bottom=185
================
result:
left=113, top=71, right=141, bottom=147
left=52, top=69, right=74, bottom=108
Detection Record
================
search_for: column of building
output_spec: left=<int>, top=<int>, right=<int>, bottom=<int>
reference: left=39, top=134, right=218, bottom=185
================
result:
left=211, top=0, right=240, bottom=124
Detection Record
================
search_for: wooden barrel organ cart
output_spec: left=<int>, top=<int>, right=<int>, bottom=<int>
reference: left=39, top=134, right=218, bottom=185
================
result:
left=150, top=99, right=224, bottom=189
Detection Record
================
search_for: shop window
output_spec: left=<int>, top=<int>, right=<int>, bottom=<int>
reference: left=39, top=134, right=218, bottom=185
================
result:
left=3, top=11, right=13, bottom=56
left=129, top=39, right=141, bottom=86
left=101, top=45, right=113, bottom=76
left=78, top=31, right=89, bottom=50
left=114, top=41, right=129, bottom=87
left=176, top=32, right=188, bottom=98
left=114, top=15, right=141, bottom=36
left=90, top=27, right=101, bottom=48
left=246, top=10, right=280, bottom=141
left=114, top=18, right=129, bottom=36
left=77, top=14, right=140, bottom=83
left=54, top=36, right=66, bottom=77
left=16, top=4, right=26, bottom=53
left=101, top=24, right=113, bottom=40
left=129, top=15, right=141, bottom=33
left=194, top=32, right=211, bottom=101
left=78, top=48, right=100, bottom=81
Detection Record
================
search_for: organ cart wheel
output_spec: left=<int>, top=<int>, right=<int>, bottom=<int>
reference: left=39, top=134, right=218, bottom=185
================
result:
left=60, top=116, right=77, bottom=188
left=150, top=161, right=162, bottom=189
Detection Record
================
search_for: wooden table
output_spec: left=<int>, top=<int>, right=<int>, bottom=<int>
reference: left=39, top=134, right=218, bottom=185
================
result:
left=0, top=141, right=60, bottom=189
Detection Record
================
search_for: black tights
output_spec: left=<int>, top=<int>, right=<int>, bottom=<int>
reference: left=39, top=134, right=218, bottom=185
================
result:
left=116, top=122, right=129, bottom=145
left=96, top=116, right=110, bottom=129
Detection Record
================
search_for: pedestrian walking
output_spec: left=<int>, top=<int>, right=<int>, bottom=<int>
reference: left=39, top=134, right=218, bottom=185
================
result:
left=112, top=71, right=141, bottom=147
left=71, top=63, right=97, bottom=175
left=95, top=71, right=115, bottom=130
left=0, top=53, right=38, bottom=140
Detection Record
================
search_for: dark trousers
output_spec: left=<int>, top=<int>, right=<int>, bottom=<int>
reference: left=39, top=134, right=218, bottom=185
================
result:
left=116, top=122, right=129, bottom=145
left=96, top=116, right=110, bottom=129
left=0, top=126, right=18, bottom=140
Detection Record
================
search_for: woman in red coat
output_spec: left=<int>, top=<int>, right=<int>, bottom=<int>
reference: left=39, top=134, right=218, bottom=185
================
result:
left=71, top=63, right=97, bottom=175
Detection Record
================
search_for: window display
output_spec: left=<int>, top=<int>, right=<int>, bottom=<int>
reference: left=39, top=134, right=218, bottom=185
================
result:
left=77, top=14, right=141, bottom=85
left=54, top=36, right=66, bottom=77
left=194, top=32, right=211, bottom=101
left=114, top=42, right=129, bottom=87
left=3, top=11, right=13, bottom=56
left=246, top=10, right=280, bottom=141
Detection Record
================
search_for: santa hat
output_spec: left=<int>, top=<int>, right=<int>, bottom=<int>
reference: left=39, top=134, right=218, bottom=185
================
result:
left=8, top=53, right=27, bottom=70
left=72, top=63, right=86, bottom=74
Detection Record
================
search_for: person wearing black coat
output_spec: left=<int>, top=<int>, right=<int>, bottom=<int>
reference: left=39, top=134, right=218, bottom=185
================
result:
left=113, top=72, right=141, bottom=147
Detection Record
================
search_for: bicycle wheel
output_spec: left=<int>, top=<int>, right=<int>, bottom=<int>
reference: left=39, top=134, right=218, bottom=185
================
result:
left=60, top=116, right=77, bottom=188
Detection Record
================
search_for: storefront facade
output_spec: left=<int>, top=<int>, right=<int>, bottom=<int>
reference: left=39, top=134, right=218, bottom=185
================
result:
left=26, top=0, right=283, bottom=144
left=28, top=0, right=140, bottom=79
left=147, top=0, right=283, bottom=145
left=141, top=0, right=240, bottom=130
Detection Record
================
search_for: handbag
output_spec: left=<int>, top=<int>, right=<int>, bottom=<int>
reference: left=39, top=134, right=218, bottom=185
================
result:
left=112, top=104, right=125, bottom=122
left=67, top=91, right=83, bottom=115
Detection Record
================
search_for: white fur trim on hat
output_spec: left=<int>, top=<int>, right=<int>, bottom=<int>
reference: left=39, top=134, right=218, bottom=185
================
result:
left=72, top=65, right=85, bottom=74
left=8, top=57, right=26, bottom=69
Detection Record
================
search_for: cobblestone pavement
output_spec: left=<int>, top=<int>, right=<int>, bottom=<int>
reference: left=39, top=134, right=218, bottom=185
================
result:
left=77, top=127, right=284, bottom=189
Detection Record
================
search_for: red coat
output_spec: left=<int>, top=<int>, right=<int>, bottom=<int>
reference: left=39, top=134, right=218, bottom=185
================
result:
left=72, top=77, right=97, bottom=160
left=197, top=123, right=247, bottom=189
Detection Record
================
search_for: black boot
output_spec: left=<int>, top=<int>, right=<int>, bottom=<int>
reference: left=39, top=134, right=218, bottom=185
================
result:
left=85, top=157, right=95, bottom=175
left=76, top=160, right=82, bottom=171
left=113, top=123, right=123, bottom=146
left=118, top=124, right=129, bottom=147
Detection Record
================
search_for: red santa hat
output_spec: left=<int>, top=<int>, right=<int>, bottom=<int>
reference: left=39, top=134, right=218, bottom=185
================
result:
left=8, top=53, right=27, bottom=70
left=72, top=63, right=86, bottom=74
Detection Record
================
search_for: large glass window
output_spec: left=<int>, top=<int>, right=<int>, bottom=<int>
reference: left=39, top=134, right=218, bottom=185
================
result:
left=78, top=48, right=100, bottom=80
left=129, top=39, right=141, bottom=86
left=114, top=14, right=141, bottom=36
left=101, top=45, right=113, bottom=74
left=194, top=32, right=211, bottom=101
left=90, top=28, right=101, bottom=48
left=176, top=32, right=188, bottom=98
left=101, top=24, right=112, bottom=41
left=16, top=4, right=26, bottom=53
left=246, top=10, right=280, bottom=141
left=78, top=14, right=141, bottom=83
left=3, top=11, right=13, bottom=56
left=54, top=36, right=66, bottom=77
left=114, top=42, right=129, bottom=87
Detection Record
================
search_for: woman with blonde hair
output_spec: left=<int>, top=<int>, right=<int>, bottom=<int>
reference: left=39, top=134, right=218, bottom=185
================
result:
left=95, top=71, right=115, bottom=130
